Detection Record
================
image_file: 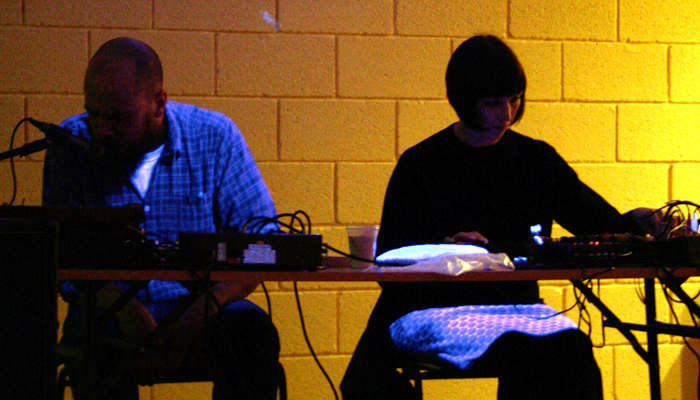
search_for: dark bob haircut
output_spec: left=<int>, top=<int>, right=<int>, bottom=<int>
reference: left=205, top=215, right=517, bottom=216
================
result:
left=446, top=35, right=526, bottom=130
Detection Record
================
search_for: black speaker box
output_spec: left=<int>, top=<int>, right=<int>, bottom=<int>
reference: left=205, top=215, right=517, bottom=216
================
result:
left=0, top=218, right=58, bottom=400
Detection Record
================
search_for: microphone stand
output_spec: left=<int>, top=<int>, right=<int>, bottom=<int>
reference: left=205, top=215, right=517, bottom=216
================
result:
left=0, top=137, right=51, bottom=162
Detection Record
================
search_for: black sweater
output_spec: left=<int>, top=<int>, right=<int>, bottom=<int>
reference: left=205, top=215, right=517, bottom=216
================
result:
left=376, top=125, right=634, bottom=305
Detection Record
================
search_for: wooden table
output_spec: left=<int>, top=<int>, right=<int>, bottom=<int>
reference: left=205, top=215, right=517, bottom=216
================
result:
left=58, top=257, right=700, bottom=400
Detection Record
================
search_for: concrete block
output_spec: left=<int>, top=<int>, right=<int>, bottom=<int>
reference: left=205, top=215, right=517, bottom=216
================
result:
left=423, top=378, right=498, bottom=400
left=670, top=45, right=700, bottom=102
left=538, top=286, right=565, bottom=311
left=563, top=284, right=605, bottom=345
left=657, top=343, right=700, bottom=400
left=281, top=356, right=349, bottom=400
left=249, top=291, right=338, bottom=356
left=25, top=0, right=151, bottom=28
left=336, top=162, right=395, bottom=224
left=564, top=42, right=667, bottom=102
left=0, top=160, right=44, bottom=206
left=397, top=0, right=506, bottom=36
left=173, top=97, right=278, bottom=161
left=613, top=343, right=700, bottom=400
left=217, top=34, right=336, bottom=97
left=338, top=36, right=451, bottom=99
left=572, top=164, right=669, bottom=214
left=0, top=27, right=86, bottom=93
left=511, top=0, right=616, bottom=40
left=671, top=164, right=700, bottom=203
left=0, top=95, right=26, bottom=150
left=155, top=0, right=276, bottom=32
left=614, top=344, right=653, bottom=399
left=258, top=162, right=335, bottom=224
left=315, top=225, right=351, bottom=254
left=26, top=95, right=85, bottom=161
left=593, top=346, right=614, bottom=400
left=508, top=40, right=562, bottom=101
left=280, top=0, right=393, bottom=34
left=397, top=100, right=456, bottom=155
left=621, top=0, right=700, bottom=43
left=90, top=31, right=216, bottom=96
left=286, top=281, right=380, bottom=291
left=279, top=99, right=395, bottom=161
left=0, top=0, right=22, bottom=24
left=0, top=96, right=43, bottom=206
left=338, top=290, right=381, bottom=353
left=151, top=382, right=211, bottom=400
left=27, top=95, right=84, bottom=127
left=517, top=102, right=616, bottom=163
left=595, top=284, right=669, bottom=346
left=619, top=104, right=700, bottom=162
left=665, top=281, right=700, bottom=329
left=551, top=224, right=572, bottom=238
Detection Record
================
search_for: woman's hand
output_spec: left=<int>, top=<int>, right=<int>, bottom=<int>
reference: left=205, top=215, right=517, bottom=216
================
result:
left=444, top=231, right=489, bottom=246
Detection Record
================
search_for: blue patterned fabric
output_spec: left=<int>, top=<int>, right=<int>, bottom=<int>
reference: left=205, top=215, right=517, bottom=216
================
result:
left=390, top=304, right=578, bottom=370
left=45, top=102, right=277, bottom=304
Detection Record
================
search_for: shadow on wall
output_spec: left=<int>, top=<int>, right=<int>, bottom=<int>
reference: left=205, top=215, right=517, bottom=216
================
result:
left=665, top=339, right=700, bottom=399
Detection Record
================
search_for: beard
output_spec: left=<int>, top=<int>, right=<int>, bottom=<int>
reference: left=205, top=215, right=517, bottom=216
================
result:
left=88, top=117, right=166, bottom=184
left=88, top=139, right=149, bottom=185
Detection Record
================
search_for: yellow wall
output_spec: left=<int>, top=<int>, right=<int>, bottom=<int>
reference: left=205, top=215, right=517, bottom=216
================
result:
left=2, top=1, right=700, bottom=399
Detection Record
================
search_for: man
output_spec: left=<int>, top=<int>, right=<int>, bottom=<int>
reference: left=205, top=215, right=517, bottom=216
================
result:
left=45, top=37, right=281, bottom=400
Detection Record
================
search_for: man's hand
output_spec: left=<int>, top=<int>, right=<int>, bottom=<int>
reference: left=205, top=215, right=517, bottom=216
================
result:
left=97, top=283, right=157, bottom=345
left=134, top=312, right=201, bottom=385
left=134, top=280, right=260, bottom=385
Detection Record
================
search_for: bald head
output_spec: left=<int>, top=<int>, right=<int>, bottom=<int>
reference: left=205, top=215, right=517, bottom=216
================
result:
left=82, top=37, right=168, bottom=170
left=85, top=37, right=163, bottom=95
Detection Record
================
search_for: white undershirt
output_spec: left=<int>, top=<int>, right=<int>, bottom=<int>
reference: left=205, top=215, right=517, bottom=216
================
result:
left=131, top=144, right=165, bottom=198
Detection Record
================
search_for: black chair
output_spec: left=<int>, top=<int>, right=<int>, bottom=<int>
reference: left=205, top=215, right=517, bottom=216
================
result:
left=396, top=351, right=498, bottom=400
left=391, top=303, right=582, bottom=400
left=57, top=347, right=288, bottom=400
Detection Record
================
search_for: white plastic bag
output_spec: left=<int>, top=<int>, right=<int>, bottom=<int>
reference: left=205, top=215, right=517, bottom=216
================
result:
left=369, top=252, right=514, bottom=275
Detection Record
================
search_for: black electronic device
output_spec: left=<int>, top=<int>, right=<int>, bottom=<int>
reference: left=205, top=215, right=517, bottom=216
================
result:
left=504, top=234, right=700, bottom=269
left=0, top=205, right=146, bottom=269
left=178, top=232, right=324, bottom=271
left=633, top=235, right=700, bottom=267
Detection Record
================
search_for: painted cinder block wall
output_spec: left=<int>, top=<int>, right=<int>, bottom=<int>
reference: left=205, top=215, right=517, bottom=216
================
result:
left=2, top=0, right=700, bottom=399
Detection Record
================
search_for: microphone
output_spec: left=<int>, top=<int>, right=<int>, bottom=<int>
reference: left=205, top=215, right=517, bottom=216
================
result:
left=27, top=118, right=107, bottom=163
left=28, top=118, right=88, bottom=148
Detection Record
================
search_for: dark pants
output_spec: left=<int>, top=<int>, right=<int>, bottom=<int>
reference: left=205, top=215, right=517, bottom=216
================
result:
left=61, top=299, right=280, bottom=400
left=340, top=286, right=602, bottom=400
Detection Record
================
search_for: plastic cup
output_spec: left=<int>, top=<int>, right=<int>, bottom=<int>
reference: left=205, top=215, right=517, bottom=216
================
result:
left=346, top=225, right=379, bottom=269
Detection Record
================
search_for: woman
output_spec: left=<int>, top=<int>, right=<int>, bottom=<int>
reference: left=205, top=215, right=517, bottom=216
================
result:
left=341, top=35, right=652, bottom=400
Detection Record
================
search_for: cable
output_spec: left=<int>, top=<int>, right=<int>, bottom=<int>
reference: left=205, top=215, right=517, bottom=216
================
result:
left=293, top=281, right=339, bottom=400
left=635, top=201, right=700, bottom=240
left=322, top=242, right=407, bottom=267
left=3, top=118, right=30, bottom=205
left=573, top=280, right=595, bottom=340
left=243, top=210, right=312, bottom=235
left=261, top=282, right=272, bottom=319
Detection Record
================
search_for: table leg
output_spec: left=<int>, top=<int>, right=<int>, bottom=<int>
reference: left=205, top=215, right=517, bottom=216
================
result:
left=82, top=283, right=98, bottom=399
left=645, top=278, right=661, bottom=400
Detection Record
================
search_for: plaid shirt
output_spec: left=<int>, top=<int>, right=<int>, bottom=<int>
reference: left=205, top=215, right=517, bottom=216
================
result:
left=45, top=102, right=277, bottom=305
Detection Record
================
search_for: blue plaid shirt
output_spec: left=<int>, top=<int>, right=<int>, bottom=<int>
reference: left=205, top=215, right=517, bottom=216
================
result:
left=44, top=102, right=277, bottom=306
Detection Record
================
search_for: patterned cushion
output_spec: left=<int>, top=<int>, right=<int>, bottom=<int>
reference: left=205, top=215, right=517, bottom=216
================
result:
left=390, top=304, right=578, bottom=370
